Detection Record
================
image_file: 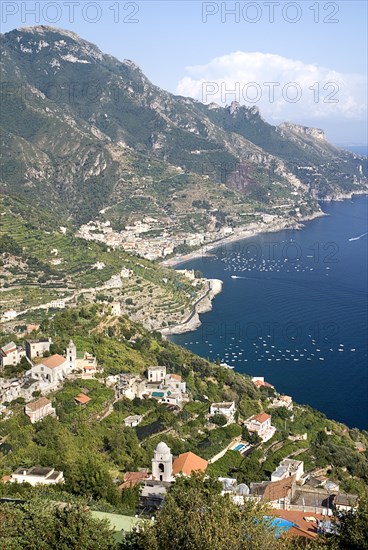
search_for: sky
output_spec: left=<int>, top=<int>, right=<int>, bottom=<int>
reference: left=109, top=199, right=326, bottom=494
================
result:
left=1, top=0, right=367, bottom=144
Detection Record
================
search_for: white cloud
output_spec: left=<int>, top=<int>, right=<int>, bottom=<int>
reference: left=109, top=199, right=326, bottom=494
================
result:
left=176, top=52, right=367, bottom=125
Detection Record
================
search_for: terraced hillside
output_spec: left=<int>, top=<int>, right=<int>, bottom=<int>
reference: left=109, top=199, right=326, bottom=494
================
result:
left=0, top=196, right=204, bottom=328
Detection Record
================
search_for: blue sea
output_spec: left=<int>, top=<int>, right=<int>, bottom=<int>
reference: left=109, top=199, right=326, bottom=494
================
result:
left=170, top=196, right=368, bottom=429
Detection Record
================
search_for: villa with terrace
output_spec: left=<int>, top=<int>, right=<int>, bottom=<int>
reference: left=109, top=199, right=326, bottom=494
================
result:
left=245, top=412, right=276, bottom=442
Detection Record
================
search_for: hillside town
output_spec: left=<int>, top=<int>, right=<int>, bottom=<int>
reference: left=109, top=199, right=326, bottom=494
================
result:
left=76, top=216, right=235, bottom=261
left=0, top=334, right=360, bottom=543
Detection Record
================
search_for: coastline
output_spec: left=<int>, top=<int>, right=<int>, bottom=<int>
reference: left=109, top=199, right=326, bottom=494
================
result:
left=160, top=211, right=326, bottom=336
left=159, top=191, right=367, bottom=335
left=161, top=210, right=325, bottom=268
left=161, top=278, right=223, bottom=336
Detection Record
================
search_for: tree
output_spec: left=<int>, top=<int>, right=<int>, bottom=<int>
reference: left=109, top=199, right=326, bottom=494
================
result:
left=334, top=496, right=368, bottom=549
left=120, top=474, right=279, bottom=550
left=210, top=413, right=228, bottom=427
left=242, top=425, right=262, bottom=446
left=65, top=455, right=119, bottom=505
left=0, top=498, right=116, bottom=550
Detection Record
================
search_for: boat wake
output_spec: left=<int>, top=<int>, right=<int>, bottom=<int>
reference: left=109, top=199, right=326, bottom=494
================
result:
left=348, top=232, right=368, bottom=242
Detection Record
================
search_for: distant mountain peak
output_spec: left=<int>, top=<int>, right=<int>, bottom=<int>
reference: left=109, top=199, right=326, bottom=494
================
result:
left=1, top=25, right=366, bottom=224
left=5, top=25, right=104, bottom=64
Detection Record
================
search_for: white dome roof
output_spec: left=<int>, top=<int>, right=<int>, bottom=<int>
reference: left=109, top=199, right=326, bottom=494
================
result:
left=156, top=441, right=170, bottom=453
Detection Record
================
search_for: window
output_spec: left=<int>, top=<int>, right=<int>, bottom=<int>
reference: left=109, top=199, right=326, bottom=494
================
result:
left=159, top=463, right=165, bottom=473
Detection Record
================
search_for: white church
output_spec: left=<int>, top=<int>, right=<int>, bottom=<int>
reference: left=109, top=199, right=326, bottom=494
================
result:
left=30, top=340, right=77, bottom=385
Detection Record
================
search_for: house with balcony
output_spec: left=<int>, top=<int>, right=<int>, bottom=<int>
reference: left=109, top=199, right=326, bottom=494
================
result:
left=245, top=412, right=275, bottom=442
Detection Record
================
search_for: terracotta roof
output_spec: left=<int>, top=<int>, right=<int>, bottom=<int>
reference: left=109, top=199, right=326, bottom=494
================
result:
left=25, top=397, right=52, bottom=412
left=270, top=509, right=325, bottom=540
left=39, top=354, right=66, bottom=369
left=252, top=412, right=271, bottom=424
left=280, top=395, right=292, bottom=403
left=167, top=374, right=182, bottom=381
left=83, top=365, right=96, bottom=370
left=119, top=471, right=149, bottom=489
left=74, top=393, right=91, bottom=405
left=172, top=452, right=208, bottom=476
left=263, top=476, right=295, bottom=502
left=253, top=380, right=274, bottom=388
left=2, top=342, right=17, bottom=354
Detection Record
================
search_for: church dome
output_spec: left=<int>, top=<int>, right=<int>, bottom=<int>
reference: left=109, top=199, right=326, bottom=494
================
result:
left=155, top=441, right=170, bottom=453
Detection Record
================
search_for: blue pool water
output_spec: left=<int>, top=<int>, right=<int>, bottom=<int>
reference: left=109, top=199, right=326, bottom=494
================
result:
left=268, top=517, right=295, bottom=537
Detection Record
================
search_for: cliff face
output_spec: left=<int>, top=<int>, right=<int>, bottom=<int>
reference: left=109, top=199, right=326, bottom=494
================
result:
left=1, top=26, right=367, bottom=225
left=279, top=122, right=326, bottom=141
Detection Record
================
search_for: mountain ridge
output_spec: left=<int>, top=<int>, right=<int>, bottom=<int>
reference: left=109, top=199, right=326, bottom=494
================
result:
left=1, top=25, right=367, bottom=227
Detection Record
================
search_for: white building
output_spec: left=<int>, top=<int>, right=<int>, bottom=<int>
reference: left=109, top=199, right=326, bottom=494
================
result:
left=0, top=342, right=25, bottom=369
left=124, top=414, right=143, bottom=428
left=1, top=310, right=17, bottom=322
left=271, top=459, right=304, bottom=482
left=210, top=402, right=236, bottom=422
left=25, top=397, right=56, bottom=424
left=152, top=441, right=173, bottom=482
left=66, top=340, right=76, bottom=370
left=164, top=373, right=186, bottom=394
left=26, top=339, right=52, bottom=360
left=31, top=354, right=69, bottom=385
left=111, top=302, right=121, bottom=316
left=10, top=466, right=64, bottom=486
left=48, top=300, right=65, bottom=309
left=147, top=366, right=167, bottom=383
left=159, top=392, right=183, bottom=407
left=245, top=413, right=275, bottom=442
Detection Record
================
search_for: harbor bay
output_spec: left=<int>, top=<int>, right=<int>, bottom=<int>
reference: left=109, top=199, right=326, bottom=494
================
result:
left=171, top=196, right=368, bottom=430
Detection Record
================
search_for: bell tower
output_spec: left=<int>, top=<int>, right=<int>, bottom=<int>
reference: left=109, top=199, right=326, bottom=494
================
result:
left=152, top=441, right=173, bottom=482
left=66, top=339, right=76, bottom=370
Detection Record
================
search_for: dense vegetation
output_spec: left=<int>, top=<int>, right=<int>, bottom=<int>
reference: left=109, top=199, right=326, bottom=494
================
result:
left=1, top=305, right=368, bottom=508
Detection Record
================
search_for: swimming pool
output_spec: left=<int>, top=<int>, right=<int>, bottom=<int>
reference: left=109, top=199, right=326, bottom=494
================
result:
left=266, top=517, right=294, bottom=537
left=233, top=443, right=245, bottom=451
